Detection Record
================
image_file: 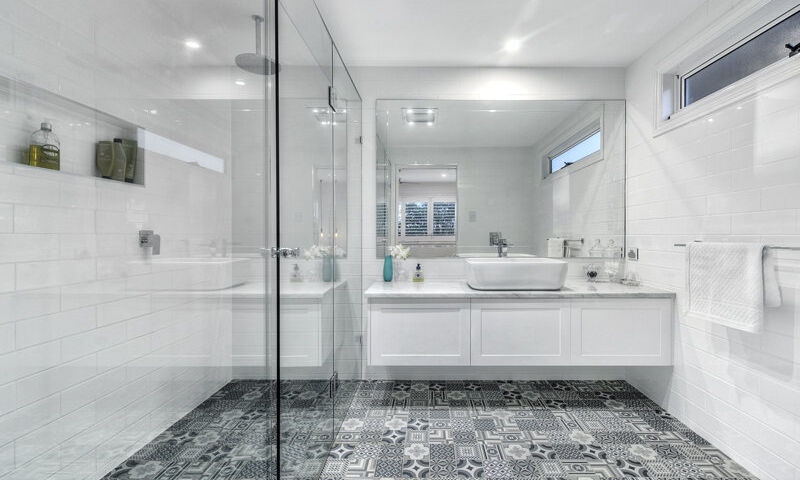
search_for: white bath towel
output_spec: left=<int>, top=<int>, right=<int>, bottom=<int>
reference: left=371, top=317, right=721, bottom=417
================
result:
left=685, top=242, right=781, bottom=333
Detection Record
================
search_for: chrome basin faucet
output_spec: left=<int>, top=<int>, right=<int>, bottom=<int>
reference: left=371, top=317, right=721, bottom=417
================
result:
left=497, top=238, right=511, bottom=257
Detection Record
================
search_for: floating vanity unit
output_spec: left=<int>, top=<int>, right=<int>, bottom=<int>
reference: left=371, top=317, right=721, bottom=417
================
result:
left=365, top=281, right=674, bottom=367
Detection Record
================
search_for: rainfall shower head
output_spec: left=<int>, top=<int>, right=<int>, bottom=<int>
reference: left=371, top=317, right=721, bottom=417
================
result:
left=235, top=14, right=278, bottom=75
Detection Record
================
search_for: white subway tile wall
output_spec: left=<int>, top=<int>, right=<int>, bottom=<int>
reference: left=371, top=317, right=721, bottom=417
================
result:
left=625, top=1, right=800, bottom=478
left=0, top=1, right=239, bottom=479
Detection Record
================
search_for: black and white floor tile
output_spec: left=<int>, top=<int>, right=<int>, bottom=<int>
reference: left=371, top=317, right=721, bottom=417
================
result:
left=100, top=379, right=756, bottom=480
left=321, top=380, right=756, bottom=480
left=100, top=380, right=276, bottom=480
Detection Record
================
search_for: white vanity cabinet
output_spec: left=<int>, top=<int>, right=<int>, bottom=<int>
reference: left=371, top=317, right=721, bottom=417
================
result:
left=365, top=282, right=674, bottom=368
left=570, top=299, right=672, bottom=365
left=470, top=300, right=571, bottom=365
left=368, top=299, right=470, bottom=366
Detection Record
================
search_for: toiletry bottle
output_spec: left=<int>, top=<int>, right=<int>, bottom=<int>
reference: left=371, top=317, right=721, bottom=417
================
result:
left=28, top=122, right=60, bottom=170
left=589, top=239, right=603, bottom=257
left=121, top=139, right=138, bottom=183
left=413, top=263, right=424, bottom=282
left=290, top=263, right=302, bottom=282
left=603, top=239, right=619, bottom=258
left=96, top=141, right=114, bottom=178
left=110, top=138, right=127, bottom=181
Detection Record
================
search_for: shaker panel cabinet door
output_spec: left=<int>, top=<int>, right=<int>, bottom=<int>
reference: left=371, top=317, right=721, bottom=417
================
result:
left=369, top=300, right=470, bottom=366
left=470, top=301, right=571, bottom=365
left=570, top=299, right=673, bottom=365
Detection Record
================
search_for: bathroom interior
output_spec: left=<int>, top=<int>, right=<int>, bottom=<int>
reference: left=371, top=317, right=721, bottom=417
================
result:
left=0, top=0, right=798, bottom=479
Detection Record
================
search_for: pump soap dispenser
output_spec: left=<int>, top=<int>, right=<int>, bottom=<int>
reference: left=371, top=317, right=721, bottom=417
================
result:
left=413, top=263, right=424, bottom=282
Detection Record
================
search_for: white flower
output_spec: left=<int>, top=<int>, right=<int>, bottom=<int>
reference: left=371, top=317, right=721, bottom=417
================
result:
left=303, top=245, right=330, bottom=259
left=385, top=417, right=406, bottom=430
left=504, top=444, right=530, bottom=460
left=569, top=430, right=596, bottom=444
left=628, top=444, right=658, bottom=461
left=404, top=443, right=430, bottom=460
left=390, top=244, right=410, bottom=260
left=341, top=418, right=365, bottom=431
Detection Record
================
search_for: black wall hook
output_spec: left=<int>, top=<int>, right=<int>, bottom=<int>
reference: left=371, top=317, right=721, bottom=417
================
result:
left=786, top=42, right=800, bottom=57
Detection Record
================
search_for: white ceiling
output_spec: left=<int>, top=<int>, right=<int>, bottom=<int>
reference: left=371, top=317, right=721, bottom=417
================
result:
left=315, top=0, right=705, bottom=67
left=379, top=99, right=607, bottom=148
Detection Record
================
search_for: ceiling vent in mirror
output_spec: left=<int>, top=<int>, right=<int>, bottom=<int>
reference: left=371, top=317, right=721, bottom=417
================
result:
left=402, top=108, right=437, bottom=125
left=310, top=107, right=346, bottom=125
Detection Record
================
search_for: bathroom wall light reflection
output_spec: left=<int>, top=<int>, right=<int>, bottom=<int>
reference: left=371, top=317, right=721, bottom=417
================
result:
left=137, top=128, right=225, bottom=173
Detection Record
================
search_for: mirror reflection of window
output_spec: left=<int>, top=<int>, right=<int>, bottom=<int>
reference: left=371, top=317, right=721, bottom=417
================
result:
left=397, top=167, right=457, bottom=245
left=374, top=100, right=625, bottom=260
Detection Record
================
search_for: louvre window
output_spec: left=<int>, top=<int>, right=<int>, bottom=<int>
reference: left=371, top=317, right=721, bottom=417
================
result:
left=403, top=202, right=428, bottom=236
left=432, top=202, right=456, bottom=236
left=376, top=202, right=388, bottom=237
left=397, top=197, right=457, bottom=243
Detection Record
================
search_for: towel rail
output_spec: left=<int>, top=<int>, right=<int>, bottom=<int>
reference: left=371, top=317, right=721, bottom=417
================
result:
left=673, top=242, right=800, bottom=251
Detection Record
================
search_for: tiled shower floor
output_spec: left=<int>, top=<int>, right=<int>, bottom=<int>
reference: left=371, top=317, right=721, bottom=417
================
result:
left=101, top=380, right=756, bottom=480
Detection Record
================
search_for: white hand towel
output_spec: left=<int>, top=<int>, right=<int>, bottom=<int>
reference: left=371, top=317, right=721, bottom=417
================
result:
left=685, top=242, right=780, bottom=333
left=547, top=238, right=564, bottom=258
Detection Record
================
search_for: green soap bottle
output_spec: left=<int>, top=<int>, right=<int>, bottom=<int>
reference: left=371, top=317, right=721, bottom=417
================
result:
left=110, top=138, right=126, bottom=181
left=96, top=141, right=114, bottom=178
left=28, top=122, right=60, bottom=170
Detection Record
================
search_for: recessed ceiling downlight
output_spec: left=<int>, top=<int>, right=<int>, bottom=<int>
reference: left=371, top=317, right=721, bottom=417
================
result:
left=503, top=38, right=522, bottom=52
left=184, top=39, right=201, bottom=50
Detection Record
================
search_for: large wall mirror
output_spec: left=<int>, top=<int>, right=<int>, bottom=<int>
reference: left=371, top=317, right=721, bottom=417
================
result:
left=376, top=99, right=625, bottom=259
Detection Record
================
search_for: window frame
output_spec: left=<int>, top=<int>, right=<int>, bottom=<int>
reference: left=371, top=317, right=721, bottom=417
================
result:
left=678, top=7, right=800, bottom=109
left=542, top=110, right=604, bottom=181
left=397, top=194, right=457, bottom=244
left=546, top=127, right=602, bottom=176
left=655, top=0, right=800, bottom=136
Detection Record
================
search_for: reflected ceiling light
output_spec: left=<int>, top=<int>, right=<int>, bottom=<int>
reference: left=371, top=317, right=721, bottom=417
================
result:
left=234, top=79, right=246, bottom=86
left=503, top=38, right=522, bottom=52
left=184, top=39, right=202, bottom=50
left=488, top=109, right=497, bottom=113
left=441, top=173, right=447, bottom=177
left=402, top=107, right=438, bottom=125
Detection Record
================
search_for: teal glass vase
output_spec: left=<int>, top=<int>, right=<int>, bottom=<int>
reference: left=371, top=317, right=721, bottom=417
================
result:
left=383, top=255, right=393, bottom=282
left=322, top=255, right=333, bottom=282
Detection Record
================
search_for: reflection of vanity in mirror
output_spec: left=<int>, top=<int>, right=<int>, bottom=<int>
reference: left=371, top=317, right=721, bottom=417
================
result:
left=376, top=99, right=625, bottom=260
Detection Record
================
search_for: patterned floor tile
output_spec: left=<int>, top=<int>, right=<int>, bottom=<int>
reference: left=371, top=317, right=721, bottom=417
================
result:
left=99, top=379, right=758, bottom=480
left=331, top=380, right=757, bottom=480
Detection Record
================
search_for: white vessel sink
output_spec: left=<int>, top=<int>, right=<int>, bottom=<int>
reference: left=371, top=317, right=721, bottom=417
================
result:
left=466, top=257, right=568, bottom=290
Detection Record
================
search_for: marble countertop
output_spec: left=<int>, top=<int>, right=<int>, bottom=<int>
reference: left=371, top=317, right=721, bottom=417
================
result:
left=226, top=280, right=346, bottom=299
left=365, top=280, right=675, bottom=300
